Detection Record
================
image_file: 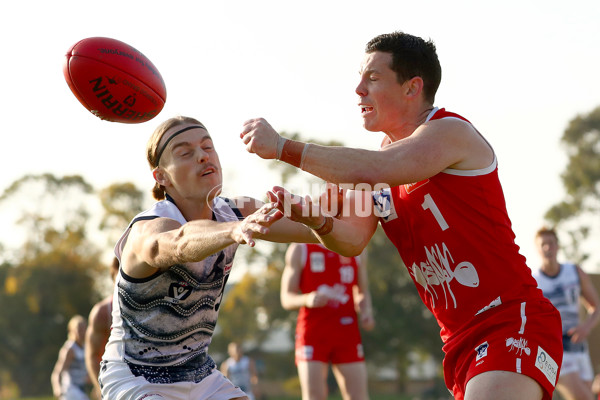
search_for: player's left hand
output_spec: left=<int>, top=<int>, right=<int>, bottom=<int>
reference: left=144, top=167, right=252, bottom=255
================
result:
left=241, top=118, right=279, bottom=160
left=267, top=186, right=323, bottom=228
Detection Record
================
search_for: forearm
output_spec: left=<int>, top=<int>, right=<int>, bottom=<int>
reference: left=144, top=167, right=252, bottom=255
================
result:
left=583, top=309, right=600, bottom=333
left=316, top=219, right=370, bottom=257
left=173, top=221, right=238, bottom=263
left=295, top=142, right=385, bottom=186
left=281, top=291, right=309, bottom=310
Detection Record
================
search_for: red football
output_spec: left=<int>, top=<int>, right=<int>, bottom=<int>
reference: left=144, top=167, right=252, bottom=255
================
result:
left=64, top=37, right=166, bottom=123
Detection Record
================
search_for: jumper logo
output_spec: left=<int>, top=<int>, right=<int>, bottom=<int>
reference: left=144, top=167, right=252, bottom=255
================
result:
left=164, top=282, right=191, bottom=304
left=88, top=76, right=157, bottom=121
left=506, top=337, right=531, bottom=356
left=410, top=242, right=479, bottom=309
left=405, top=179, right=429, bottom=194
left=373, top=188, right=398, bottom=222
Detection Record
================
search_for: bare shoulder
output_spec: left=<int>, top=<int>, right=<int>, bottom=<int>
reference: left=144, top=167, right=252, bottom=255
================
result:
left=423, top=116, right=494, bottom=170
left=89, top=296, right=112, bottom=329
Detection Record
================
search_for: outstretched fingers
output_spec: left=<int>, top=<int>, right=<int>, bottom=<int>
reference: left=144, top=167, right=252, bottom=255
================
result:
left=236, top=202, right=283, bottom=246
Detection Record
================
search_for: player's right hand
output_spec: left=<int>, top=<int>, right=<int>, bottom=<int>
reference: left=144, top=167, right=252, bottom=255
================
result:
left=240, top=118, right=279, bottom=160
left=232, top=202, right=282, bottom=247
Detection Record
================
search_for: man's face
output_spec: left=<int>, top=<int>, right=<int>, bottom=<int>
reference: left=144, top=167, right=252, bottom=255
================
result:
left=535, top=233, right=559, bottom=263
left=356, top=51, right=406, bottom=133
left=157, top=125, right=223, bottom=201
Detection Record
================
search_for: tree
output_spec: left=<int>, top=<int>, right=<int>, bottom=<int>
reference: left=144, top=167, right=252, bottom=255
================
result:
left=545, top=105, right=600, bottom=265
left=0, top=174, right=148, bottom=396
left=361, top=226, right=443, bottom=392
left=98, top=182, right=146, bottom=247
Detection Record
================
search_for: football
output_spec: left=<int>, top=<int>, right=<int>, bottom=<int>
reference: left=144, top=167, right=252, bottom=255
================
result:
left=63, top=37, right=166, bottom=123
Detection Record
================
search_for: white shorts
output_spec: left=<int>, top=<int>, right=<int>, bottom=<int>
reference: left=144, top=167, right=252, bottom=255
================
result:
left=560, top=350, right=594, bottom=382
left=99, top=361, right=248, bottom=400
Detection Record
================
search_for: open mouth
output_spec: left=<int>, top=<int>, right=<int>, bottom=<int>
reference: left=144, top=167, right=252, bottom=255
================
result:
left=201, top=167, right=216, bottom=176
left=360, top=105, right=374, bottom=115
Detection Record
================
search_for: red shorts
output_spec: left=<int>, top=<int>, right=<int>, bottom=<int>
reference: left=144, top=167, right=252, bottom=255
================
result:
left=295, top=318, right=364, bottom=365
left=442, top=298, right=562, bottom=400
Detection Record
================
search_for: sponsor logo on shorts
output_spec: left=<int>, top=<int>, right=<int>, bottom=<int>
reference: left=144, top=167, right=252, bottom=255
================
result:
left=475, top=341, right=489, bottom=362
left=535, top=346, right=558, bottom=386
left=357, top=344, right=364, bottom=359
left=296, top=345, right=314, bottom=360
left=506, top=337, right=531, bottom=356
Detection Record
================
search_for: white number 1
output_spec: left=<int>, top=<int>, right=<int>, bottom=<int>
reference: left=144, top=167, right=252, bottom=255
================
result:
left=422, top=194, right=449, bottom=231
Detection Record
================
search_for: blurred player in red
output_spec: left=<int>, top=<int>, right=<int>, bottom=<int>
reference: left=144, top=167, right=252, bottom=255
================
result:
left=282, top=243, right=374, bottom=400
left=241, top=31, right=563, bottom=400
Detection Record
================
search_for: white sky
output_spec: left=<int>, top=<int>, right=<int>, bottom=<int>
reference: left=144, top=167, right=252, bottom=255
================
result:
left=1, top=0, right=600, bottom=271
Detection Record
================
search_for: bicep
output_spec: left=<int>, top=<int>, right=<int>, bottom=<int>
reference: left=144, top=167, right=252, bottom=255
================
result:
left=122, top=218, right=182, bottom=274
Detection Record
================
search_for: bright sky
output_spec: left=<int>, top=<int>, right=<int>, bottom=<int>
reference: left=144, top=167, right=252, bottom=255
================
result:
left=2, top=0, right=600, bottom=271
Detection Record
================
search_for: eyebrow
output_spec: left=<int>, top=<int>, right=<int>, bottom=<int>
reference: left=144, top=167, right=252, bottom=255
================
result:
left=156, top=125, right=206, bottom=163
left=170, top=134, right=212, bottom=152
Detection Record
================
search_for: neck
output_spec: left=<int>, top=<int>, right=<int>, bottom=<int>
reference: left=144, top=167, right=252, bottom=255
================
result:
left=540, top=259, right=560, bottom=275
left=385, top=104, right=435, bottom=142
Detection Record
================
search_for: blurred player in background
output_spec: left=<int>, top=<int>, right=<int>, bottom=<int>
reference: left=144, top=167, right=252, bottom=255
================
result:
left=85, top=257, right=119, bottom=399
left=282, top=243, right=374, bottom=400
left=533, top=227, right=600, bottom=400
left=220, top=342, right=260, bottom=400
left=52, top=315, right=90, bottom=400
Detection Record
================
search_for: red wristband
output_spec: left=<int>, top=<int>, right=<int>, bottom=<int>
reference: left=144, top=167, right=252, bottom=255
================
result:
left=313, top=216, right=334, bottom=236
left=280, top=139, right=306, bottom=168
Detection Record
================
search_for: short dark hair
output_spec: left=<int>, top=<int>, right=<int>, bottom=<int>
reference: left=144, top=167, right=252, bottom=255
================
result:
left=366, top=31, right=441, bottom=104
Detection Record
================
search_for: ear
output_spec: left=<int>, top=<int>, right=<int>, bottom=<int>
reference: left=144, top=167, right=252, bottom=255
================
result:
left=404, top=76, right=424, bottom=99
left=152, top=167, right=170, bottom=188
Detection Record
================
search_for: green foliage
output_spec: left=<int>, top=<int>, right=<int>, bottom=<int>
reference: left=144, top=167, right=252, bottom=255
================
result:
left=545, top=105, right=600, bottom=264
left=0, top=174, right=147, bottom=396
left=361, top=227, right=444, bottom=390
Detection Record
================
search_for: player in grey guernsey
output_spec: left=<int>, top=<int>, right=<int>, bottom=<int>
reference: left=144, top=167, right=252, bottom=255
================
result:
left=533, top=227, right=600, bottom=400
left=99, top=116, right=322, bottom=400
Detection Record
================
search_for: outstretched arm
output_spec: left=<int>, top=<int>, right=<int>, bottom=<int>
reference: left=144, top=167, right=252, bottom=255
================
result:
left=240, top=117, right=493, bottom=187
left=121, top=202, right=284, bottom=279
left=269, top=186, right=378, bottom=257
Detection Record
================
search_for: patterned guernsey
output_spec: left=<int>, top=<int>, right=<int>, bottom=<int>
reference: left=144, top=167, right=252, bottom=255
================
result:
left=533, top=263, right=581, bottom=336
left=102, top=195, right=242, bottom=383
left=372, top=107, right=546, bottom=344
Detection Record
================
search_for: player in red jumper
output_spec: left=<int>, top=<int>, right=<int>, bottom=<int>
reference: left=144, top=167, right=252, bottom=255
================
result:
left=240, top=31, right=563, bottom=400
left=282, top=243, right=374, bottom=400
